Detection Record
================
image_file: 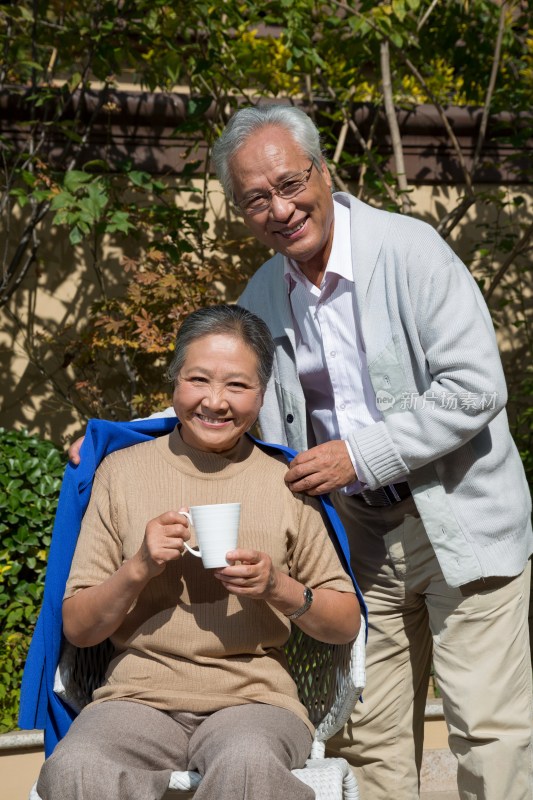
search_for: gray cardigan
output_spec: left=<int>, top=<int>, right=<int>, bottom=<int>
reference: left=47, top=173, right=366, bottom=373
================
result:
left=239, top=193, right=532, bottom=587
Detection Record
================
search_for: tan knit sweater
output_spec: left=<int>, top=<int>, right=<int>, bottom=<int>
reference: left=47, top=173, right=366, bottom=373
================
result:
left=65, top=427, right=354, bottom=733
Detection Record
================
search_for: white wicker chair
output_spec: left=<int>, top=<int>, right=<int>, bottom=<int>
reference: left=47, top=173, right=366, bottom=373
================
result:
left=32, top=619, right=366, bottom=800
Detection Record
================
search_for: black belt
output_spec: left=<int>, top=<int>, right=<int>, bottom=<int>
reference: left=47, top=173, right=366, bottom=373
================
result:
left=353, top=482, right=411, bottom=507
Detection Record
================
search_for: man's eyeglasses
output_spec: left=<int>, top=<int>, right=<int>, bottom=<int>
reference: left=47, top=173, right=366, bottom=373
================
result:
left=234, top=161, right=315, bottom=215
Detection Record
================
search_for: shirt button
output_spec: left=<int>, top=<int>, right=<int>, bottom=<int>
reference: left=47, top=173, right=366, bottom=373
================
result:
left=286, top=414, right=294, bottom=423
left=340, top=403, right=346, bottom=410
left=330, top=350, right=336, bottom=357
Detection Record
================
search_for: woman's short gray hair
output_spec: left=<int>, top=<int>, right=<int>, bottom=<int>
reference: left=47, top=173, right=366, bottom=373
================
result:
left=167, top=305, right=274, bottom=391
left=212, top=105, right=323, bottom=199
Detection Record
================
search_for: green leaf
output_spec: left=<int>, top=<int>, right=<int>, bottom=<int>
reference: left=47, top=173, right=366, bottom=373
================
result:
left=67, top=72, right=82, bottom=93
left=50, top=191, right=75, bottom=211
left=81, top=192, right=108, bottom=220
left=392, top=0, right=407, bottom=22
left=18, top=60, right=44, bottom=72
left=128, top=171, right=153, bottom=188
left=106, top=211, right=135, bottom=234
left=390, top=30, right=404, bottom=48
left=20, top=171, right=37, bottom=189
left=60, top=128, right=84, bottom=144
left=82, top=160, right=110, bottom=172
left=69, top=226, right=84, bottom=245
left=63, top=171, right=93, bottom=193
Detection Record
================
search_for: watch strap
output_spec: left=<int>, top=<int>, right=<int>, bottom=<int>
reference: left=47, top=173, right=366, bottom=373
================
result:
left=287, top=586, right=313, bottom=620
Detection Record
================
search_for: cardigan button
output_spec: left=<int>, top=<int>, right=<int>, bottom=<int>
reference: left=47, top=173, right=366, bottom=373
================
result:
left=286, top=414, right=294, bottom=423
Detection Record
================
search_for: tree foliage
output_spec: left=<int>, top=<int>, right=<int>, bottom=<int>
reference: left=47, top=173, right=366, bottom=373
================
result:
left=0, top=0, right=531, bottom=429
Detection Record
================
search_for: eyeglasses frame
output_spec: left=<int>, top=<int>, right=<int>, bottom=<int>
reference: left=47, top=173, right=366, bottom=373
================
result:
left=232, top=161, right=316, bottom=216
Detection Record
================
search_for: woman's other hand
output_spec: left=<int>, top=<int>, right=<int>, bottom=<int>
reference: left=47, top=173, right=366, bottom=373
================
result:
left=214, top=549, right=360, bottom=645
left=214, top=549, right=279, bottom=599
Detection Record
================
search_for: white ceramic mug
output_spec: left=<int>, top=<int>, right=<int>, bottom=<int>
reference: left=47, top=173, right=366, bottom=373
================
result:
left=180, top=502, right=241, bottom=568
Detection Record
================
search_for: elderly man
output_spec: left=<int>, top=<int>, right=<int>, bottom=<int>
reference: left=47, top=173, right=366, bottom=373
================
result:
left=70, top=105, right=532, bottom=800
left=212, top=105, right=533, bottom=800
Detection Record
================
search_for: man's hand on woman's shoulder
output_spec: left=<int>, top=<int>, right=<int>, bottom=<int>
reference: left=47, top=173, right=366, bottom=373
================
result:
left=68, top=436, right=85, bottom=465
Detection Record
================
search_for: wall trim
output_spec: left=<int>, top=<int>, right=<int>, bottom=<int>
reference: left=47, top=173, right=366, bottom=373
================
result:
left=1, top=89, right=531, bottom=184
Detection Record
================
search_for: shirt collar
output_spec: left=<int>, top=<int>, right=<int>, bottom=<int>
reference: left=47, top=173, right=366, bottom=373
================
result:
left=283, top=196, right=353, bottom=292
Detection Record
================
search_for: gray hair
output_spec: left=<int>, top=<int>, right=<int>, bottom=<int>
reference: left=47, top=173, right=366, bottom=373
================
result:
left=167, top=305, right=274, bottom=391
left=212, top=104, right=323, bottom=199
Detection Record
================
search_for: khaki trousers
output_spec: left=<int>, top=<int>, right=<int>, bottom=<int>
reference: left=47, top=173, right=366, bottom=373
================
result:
left=326, top=494, right=533, bottom=800
left=37, top=700, right=314, bottom=800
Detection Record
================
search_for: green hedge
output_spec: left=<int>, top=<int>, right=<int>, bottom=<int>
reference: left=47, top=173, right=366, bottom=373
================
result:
left=0, top=428, right=65, bottom=732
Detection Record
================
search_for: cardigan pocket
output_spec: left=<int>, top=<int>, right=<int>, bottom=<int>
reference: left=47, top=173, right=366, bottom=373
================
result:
left=367, top=336, right=411, bottom=418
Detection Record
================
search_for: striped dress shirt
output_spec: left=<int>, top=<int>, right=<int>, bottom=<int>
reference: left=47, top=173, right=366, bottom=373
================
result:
left=284, top=199, right=382, bottom=495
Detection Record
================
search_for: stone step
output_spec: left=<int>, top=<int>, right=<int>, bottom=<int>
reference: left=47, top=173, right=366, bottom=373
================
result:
left=421, top=748, right=458, bottom=797
left=421, top=700, right=459, bottom=799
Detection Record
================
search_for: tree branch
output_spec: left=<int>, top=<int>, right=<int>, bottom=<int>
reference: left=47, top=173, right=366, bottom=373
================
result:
left=436, top=195, right=477, bottom=240
left=356, top=112, right=379, bottom=199
left=417, top=0, right=441, bottom=32
left=380, top=40, right=413, bottom=213
left=0, top=200, right=50, bottom=306
left=329, top=110, right=351, bottom=192
left=471, top=0, right=508, bottom=174
left=330, top=0, right=474, bottom=194
left=3, top=305, right=91, bottom=419
left=319, top=77, right=403, bottom=207
left=332, top=118, right=349, bottom=165
left=484, top=219, right=533, bottom=303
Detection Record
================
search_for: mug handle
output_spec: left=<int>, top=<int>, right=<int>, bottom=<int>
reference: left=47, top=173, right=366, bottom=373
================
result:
left=178, top=511, right=202, bottom=558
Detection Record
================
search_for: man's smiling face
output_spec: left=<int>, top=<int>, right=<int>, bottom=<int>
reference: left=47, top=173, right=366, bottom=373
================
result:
left=229, top=125, right=335, bottom=283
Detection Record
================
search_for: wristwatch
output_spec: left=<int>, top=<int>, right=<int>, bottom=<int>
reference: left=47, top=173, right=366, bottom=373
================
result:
left=287, top=586, right=314, bottom=620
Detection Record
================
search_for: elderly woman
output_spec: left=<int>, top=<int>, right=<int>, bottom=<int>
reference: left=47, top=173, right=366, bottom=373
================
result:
left=36, top=304, right=360, bottom=800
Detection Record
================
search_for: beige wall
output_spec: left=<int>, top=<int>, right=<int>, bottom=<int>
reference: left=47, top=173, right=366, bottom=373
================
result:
left=0, top=747, right=44, bottom=799
left=1, top=181, right=531, bottom=447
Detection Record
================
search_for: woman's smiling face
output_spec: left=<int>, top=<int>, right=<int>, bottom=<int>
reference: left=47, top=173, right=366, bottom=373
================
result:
left=172, top=333, right=264, bottom=453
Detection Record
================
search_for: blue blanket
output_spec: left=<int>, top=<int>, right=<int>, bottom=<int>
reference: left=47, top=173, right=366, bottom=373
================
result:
left=18, top=418, right=366, bottom=757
